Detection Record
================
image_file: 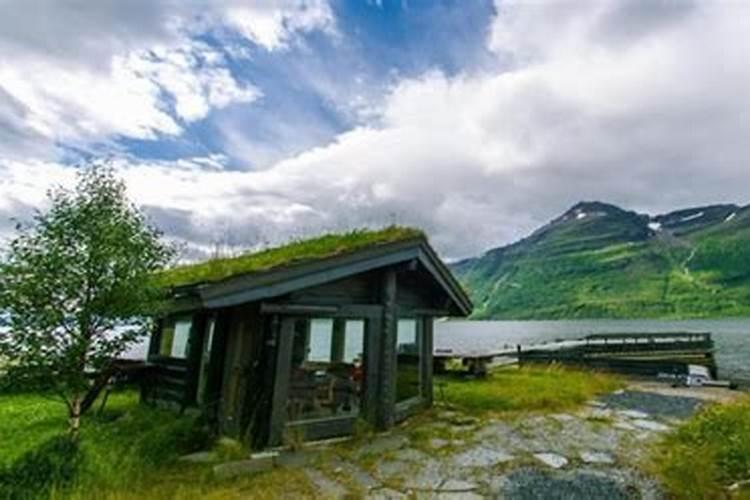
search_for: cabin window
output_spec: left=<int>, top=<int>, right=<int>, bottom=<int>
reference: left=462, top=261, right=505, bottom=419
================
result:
left=159, top=316, right=192, bottom=359
left=396, top=318, right=421, bottom=403
left=287, top=318, right=365, bottom=422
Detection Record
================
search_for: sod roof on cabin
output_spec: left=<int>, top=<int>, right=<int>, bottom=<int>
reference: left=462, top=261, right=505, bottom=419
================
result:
left=157, top=226, right=425, bottom=289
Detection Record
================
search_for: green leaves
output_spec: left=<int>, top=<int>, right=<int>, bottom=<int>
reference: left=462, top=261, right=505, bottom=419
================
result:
left=0, top=164, right=174, bottom=424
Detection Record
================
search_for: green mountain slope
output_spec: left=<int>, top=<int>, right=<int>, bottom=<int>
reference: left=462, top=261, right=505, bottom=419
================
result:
left=452, top=201, right=750, bottom=319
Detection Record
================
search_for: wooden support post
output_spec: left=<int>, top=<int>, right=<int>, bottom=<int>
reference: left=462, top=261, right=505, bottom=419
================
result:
left=422, top=318, right=434, bottom=406
left=184, top=313, right=206, bottom=408
left=147, top=319, right=163, bottom=359
left=205, top=310, right=230, bottom=423
left=364, top=315, right=382, bottom=426
left=378, top=269, right=398, bottom=430
left=330, top=319, right=346, bottom=363
left=269, top=317, right=294, bottom=447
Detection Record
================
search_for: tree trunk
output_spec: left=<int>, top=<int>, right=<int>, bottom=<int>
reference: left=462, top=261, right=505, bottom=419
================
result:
left=69, top=397, right=82, bottom=438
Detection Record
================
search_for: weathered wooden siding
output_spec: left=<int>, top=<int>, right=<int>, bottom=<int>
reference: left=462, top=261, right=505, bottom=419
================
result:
left=286, top=271, right=381, bottom=305
left=396, top=267, right=448, bottom=310
left=144, top=357, right=190, bottom=407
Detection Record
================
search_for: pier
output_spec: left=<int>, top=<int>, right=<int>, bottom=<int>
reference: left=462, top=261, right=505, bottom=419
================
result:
left=435, top=332, right=717, bottom=378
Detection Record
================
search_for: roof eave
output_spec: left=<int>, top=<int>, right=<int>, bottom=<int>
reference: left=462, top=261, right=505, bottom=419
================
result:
left=165, top=236, right=472, bottom=316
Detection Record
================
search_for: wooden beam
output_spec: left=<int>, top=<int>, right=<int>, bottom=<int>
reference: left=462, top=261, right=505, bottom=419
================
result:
left=183, top=313, right=206, bottom=408
left=406, top=308, right=451, bottom=317
left=363, top=314, right=381, bottom=426
left=268, top=317, right=294, bottom=446
left=422, top=318, right=434, bottom=406
left=378, top=269, right=398, bottom=430
left=205, top=309, right=230, bottom=424
left=147, top=318, right=163, bottom=359
left=260, top=303, right=339, bottom=315
left=330, top=319, right=346, bottom=362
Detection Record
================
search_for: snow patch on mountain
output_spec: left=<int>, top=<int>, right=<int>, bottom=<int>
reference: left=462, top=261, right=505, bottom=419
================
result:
left=681, top=212, right=704, bottom=222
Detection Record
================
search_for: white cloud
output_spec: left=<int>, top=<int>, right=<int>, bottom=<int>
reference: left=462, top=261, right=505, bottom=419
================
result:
left=220, top=0, right=335, bottom=51
left=0, top=1, right=333, bottom=159
left=2, top=0, right=750, bottom=260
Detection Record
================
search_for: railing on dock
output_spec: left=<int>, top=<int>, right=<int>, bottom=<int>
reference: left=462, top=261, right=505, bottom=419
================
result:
left=434, top=332, right=718, bottom=378
left=518, top=332, right=716, bottom=377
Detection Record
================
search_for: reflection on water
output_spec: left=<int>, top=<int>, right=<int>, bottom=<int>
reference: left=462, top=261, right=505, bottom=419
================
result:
left=435, top=319, right=750, bottom=382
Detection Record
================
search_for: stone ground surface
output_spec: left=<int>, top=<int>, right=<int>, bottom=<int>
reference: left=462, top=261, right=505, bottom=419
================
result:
left=218, top=383, right=741, bottom=499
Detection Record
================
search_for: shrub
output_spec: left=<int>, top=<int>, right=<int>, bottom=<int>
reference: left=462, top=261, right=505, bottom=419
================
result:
left=137, top=415, right=212, bottom=466
left=650, top=398, right=750, bottom=499
left=0, top=435, right=82, bottom=499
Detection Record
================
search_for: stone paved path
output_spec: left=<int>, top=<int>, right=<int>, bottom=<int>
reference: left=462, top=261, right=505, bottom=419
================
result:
left=249, top=387, right=729, bottom=498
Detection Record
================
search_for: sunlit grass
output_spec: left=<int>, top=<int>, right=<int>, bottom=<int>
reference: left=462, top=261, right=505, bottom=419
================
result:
left=436, top=364, right=624, bottom=414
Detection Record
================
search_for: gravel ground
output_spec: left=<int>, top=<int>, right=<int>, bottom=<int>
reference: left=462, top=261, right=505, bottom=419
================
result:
left=240, top=384, right=736, bottom=498
left=495, top=468, right=649, bottom=500
left=599, top=390, right=704, bottom=419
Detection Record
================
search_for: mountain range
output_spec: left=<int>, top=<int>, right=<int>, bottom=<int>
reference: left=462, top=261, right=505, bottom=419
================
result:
left=451, top=201, right=750, bottom=319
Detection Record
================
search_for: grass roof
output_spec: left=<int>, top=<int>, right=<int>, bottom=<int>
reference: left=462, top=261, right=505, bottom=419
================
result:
left=157, top=226, right=425, bottom=289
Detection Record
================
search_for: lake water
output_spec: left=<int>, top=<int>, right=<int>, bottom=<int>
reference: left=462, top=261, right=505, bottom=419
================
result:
left=434, top=319, right=750, bottom=382
left=122, top=318, right=749, bottom=382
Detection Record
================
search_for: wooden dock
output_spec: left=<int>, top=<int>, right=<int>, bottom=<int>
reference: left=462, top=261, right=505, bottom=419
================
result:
left=518, top=332, right=716, bottom=378
left=435, top=332, right=717, bottom=378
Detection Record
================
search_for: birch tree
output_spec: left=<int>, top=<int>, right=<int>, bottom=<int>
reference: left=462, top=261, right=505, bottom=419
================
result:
left=0, top=165, right=173, bottom=436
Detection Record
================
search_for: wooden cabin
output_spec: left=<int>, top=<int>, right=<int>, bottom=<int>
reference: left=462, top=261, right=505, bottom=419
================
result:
left=144, top=227, right=472, bottom=448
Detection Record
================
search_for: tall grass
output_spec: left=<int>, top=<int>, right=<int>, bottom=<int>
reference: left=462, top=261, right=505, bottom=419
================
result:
left=0, top=391, right=212, bottom=497
left=649, top=397, right=750, bottom=499
left=437, top=364, right=624, bottom=414
left=0, top=390, right=316, bottom=499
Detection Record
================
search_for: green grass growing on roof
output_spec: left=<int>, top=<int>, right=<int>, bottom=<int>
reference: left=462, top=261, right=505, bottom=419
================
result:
left=157, top=226, right=425, bottom=289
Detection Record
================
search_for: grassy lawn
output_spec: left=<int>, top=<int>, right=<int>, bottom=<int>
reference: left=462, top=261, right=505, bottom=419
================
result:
left=0, top=390, right=315, bottom=499
left=648, top=397, right=750, bottom=499
left=436, top=364, right=624, bottom=414
left=5, top=367, right=747, bottom=499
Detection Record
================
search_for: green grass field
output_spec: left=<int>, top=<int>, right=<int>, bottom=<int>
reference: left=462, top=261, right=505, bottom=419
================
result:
left=0, top=390, right=315, bottom=499
left=1, top=365, right=621, bottom=498
left=437, top=364, right=624, bottom=414
left=8, top=367, right=745, bottom=499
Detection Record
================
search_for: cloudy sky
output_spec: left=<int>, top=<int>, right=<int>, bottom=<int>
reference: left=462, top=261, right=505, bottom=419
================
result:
left=1, top=0, right=749, bottom=260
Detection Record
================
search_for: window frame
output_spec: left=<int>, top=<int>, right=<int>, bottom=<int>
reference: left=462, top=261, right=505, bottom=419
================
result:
left=285, top=315, right=369, bottom=424
left=155, top=314, right=194, bottom=360
left=394, top=315, right=427, bottom=412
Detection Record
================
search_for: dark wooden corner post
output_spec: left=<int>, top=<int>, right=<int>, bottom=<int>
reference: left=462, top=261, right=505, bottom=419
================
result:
left=268, top=315, right=294, bottom=446
left=205, top=311, right=230, bottom=425
left=184, top=314, right=207, bottom=408
left=378, top=269, right=398, bottom=430
left=422, top=317, right=434, bottom=406
left=142, top=319, right=163, bottom=403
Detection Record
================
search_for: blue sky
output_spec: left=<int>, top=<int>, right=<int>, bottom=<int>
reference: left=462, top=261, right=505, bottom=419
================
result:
left=111, top=0, right=497, bottom=170
left=1, top=0, right=749, bottom=259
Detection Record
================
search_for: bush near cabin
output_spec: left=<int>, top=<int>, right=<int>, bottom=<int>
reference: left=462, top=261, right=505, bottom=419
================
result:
left=649, top=397, right=750, bottom=499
